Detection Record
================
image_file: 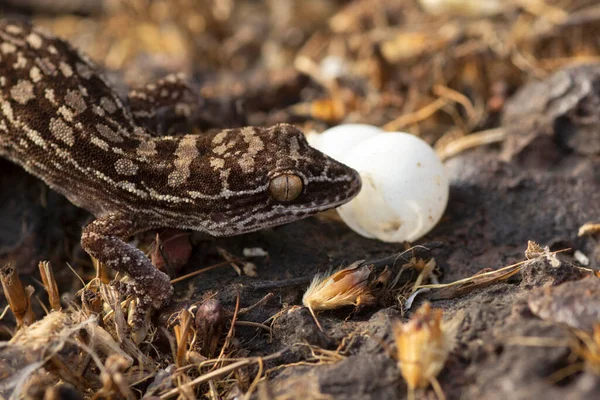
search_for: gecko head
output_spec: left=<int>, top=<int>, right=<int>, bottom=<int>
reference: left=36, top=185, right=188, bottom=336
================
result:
left=199, top=123, right=362, bottom=236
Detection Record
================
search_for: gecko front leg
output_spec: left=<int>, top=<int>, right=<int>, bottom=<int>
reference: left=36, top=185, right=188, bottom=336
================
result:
left=128, top=73, right=247, bottom=135
left=128, top=73, right=203, bottom=136
left=81, top=213, right=174, bottom=327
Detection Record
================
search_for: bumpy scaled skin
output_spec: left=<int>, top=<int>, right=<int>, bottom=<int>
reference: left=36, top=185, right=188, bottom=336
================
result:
left=128, top=73, right=204, bottom=136
left=0, top=20, right=362, bottom=326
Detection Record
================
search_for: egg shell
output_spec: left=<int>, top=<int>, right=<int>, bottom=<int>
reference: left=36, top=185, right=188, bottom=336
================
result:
left=337, top=132, right=449, bottom=242
left=304, top=130, right=322, bottom=149
left=314, top=124, right=384, bottom=162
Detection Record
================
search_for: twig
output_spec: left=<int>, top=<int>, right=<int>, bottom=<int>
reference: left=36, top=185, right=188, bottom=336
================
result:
left=214, top=290, right=240, bottom=370
left=436, top=128, right=507, bottom=161
left=247, top=275, right=312, bottom=291
left=1, top=263, right=35, bottom=328
left=234, top=321, right=272, bottom=332
left=175, top=309, right=194, bottom=367
left=160, top=359, right=251, bottom=399
left=235, top=293, right=275, bottom=316
left=383, top=98, right=448, bottom=131
left=244, top=357, right=264, bottom=400
left=359, top=243, right=443, bottom=270
left=170, top=260, right=236, bottom=284
left=433, top=85, right=476, bottom=122
left=39, top=261, right=61, bottom=311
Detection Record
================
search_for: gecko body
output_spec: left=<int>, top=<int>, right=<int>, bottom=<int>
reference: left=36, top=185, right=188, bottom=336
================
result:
left=0, top=20, right=361, bottom=325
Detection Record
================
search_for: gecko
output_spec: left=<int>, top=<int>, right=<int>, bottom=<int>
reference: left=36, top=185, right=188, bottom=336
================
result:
left=0, top=20, right=362, bottom=327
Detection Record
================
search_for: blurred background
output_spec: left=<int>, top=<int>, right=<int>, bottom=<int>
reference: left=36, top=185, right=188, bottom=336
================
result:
left=1, top=0, right=598, bottom=145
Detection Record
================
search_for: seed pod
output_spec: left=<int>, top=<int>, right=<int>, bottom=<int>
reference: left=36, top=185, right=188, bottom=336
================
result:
left=195, top=298, right=225, bottom=357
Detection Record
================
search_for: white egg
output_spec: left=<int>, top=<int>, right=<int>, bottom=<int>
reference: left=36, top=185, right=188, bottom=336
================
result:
left=337, top=132, right=449, bottom=242
left=304, top=130, right=322, bottom=149
left=312, top=124, right=384, bottom=163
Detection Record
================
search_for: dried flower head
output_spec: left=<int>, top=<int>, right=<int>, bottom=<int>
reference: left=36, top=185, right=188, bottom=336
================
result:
left=393, top=302, right=451, bottom=397
left=303, top=262, right=375, bottom=311
left=302, top=261, right=375, bottom=330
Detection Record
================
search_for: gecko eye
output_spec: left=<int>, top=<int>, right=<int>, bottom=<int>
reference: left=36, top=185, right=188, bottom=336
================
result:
left=269, top=174, right=303, bottom=202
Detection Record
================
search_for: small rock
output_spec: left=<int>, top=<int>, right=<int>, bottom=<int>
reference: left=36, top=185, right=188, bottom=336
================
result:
left=503, top=64, right=600, bottom=164
left=272, top=306, right=331, bottom=350
left=528, top=276, right=600, bottom=332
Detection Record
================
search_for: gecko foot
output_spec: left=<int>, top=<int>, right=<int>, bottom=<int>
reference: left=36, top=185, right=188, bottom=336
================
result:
left=82, top=214, right=174, bottom=328
left=111, top=280, right=136, bottom=297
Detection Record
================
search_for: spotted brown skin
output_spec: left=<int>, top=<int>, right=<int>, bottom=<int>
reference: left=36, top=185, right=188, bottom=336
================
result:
left=0, top=20, right=362, bottom=327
